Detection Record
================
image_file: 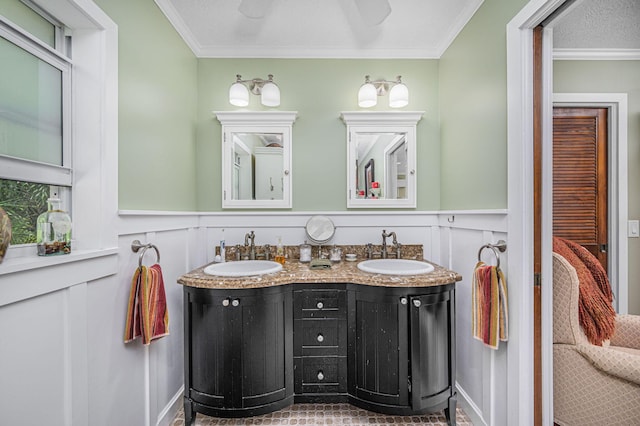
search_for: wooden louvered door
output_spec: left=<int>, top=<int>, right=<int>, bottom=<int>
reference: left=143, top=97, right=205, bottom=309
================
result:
left=552, top=107, right=608, bottom=270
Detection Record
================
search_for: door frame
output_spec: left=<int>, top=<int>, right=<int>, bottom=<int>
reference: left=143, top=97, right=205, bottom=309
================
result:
left=507, top=1, right=575, bottom=425
left=553, top=93, right=629, bottom=314
left=505, top=2, right=630, bottom=424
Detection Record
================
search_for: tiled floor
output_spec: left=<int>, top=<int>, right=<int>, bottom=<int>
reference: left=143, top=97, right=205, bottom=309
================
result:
left=171, top=403, right=473, bottom=425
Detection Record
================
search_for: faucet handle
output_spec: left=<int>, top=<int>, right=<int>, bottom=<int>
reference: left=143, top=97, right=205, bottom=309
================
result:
left=366, top=243, right=373, bottom=259
left=395, top=243, right=402, bottom=259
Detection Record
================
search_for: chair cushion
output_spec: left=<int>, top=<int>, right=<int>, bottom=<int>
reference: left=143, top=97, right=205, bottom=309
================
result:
left=611, top=314, right=640, bottom=350
left=554, top=344, right=640, bottom=426
left=576, top=344, right=640, bottom=385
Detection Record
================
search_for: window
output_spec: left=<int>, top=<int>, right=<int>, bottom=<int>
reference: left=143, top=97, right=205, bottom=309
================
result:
left=0, top=4, right=71, bottom=246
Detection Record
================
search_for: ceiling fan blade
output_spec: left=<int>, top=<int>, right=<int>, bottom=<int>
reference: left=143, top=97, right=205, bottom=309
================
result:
left=238, top=0, right=275, bottom=19
left=354, top=0, right=392, bottom=26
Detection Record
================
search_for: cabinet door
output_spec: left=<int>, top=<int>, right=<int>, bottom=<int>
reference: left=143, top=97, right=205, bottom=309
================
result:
left=349, top=290, right=409, bottom=407
left=410, top=291, right=453, bottom=411
left=237, top=290, right=293, bottom=408
left=186, top=291, right=232, bottom=408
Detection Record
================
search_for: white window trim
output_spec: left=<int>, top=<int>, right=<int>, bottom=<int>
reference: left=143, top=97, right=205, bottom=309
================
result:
left=1, top=0, right=118, bottom=268
left=0, top=15, right=73, bottom=176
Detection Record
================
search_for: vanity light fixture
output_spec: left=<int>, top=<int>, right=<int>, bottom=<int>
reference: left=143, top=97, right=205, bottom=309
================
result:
left=357, top=75, right=408, bottom=108
left=229, top=74, right=280, bottom=107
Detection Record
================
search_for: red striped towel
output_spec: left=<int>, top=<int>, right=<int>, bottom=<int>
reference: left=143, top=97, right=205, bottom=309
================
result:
left=472, top=261, right=508, bottom=349
left=124, top=264, right=169, bottom=345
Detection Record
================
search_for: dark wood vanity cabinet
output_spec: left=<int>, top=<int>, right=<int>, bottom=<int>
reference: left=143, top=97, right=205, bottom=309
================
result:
left=410, top=290, right=456, bottom=415
left=183, top=282, right=456, bottom=425
left=348, top=289, right=409, bottom=407
left=293, top=287, right=348, bottom=400
left=348, top=285, right=457, bottom=424
left=183, top=286, right=293, bottom=424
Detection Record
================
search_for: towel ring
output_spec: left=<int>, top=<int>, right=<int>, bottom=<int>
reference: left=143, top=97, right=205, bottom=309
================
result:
left=131, top=239, right=160, bottom=268
left=478, top=240, right=507, bottom=268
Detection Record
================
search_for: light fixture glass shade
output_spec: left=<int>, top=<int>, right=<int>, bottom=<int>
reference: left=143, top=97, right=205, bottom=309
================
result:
left=358, top=83, right=378, bottom=108
left=229, top=82, right=249, bottom=106
left=389, top=83, right=409, bottom=108
left=260, top=81, right=280, bottom=107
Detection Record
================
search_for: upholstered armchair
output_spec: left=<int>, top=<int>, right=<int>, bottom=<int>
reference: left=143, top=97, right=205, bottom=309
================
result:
left=553, top=252, right=640, bottom=425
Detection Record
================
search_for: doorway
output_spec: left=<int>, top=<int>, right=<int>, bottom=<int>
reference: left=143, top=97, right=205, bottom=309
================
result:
left=552, top=106, right=609, bottom=270
left=553, top=94, right=629, bottom=313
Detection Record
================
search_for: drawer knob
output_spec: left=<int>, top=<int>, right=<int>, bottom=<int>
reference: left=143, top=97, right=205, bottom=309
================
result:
left=317, top=334, right=324, bottom=343
left=222, top=298, right=230, bottom=307
left=317, top=371, right=324, bottom=381
left=232, top=299, right=240, bottom=307
left=413, top=299, right=421, bottom=308
left=400, top=297, right=408, bottom=305
left=316, top=301, right=324, bottom=309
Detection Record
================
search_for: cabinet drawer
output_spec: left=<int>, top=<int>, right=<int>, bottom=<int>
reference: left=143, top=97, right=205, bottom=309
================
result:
left=294, top=318, right=346, bottom=356
left=294, top=357, right=346, bottom=394
left=294, top=289, right=346, bottom=319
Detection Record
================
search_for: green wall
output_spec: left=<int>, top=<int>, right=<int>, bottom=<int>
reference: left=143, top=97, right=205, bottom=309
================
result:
left=554, top=60, right=640, bottom=314
left=90, top=0, right=533, bottom=212
left=95, top=0, right=199, bottom=211
left=196, top=59, right=440, bottom=211
left=438, top=0, right=528, bottom=210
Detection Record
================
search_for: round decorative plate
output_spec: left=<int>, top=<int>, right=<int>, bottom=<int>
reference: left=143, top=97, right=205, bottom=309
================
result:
left=0, top=207, right=11, bottom=263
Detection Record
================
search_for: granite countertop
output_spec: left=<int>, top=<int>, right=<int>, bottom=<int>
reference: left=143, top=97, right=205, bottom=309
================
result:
left=177, top=258, right=463, bottom=290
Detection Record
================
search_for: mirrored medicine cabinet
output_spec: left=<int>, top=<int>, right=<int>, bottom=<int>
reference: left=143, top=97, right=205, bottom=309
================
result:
left=341, top=111, right=423, bottom=208
left=215, top=111, right=297, bottom=209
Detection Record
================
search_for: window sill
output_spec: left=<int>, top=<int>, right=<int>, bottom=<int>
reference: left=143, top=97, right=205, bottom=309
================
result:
left=0, top=248, right=119, bottom=307
left=0, top=248, right=118, bottom=276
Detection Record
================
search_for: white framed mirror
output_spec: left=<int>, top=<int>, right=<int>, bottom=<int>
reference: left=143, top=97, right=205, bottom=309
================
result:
left=215, top=111, right=297, bottom=208
left=341, top=111, right=423, bottom=208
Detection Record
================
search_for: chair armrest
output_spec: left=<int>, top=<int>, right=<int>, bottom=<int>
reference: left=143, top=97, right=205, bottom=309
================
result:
left=610, top=314, right=640, bottom=349
left=577, top=344, right=640, bottom=385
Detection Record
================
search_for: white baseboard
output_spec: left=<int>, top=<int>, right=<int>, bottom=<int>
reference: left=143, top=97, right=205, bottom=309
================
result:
left=157, top=385, right=184, bottom=426
left=456, top=381, right=486, bottom=426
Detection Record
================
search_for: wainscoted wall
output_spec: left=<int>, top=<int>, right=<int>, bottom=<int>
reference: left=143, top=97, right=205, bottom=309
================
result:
left=0, top=210, right=506, bottom=426
left=440, top=213, right=508, bottom=426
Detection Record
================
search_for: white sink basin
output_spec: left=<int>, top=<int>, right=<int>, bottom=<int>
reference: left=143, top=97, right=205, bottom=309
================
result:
left=357, top=259, right=435, bottom=276
left=203, top=260, right=283, bottom=277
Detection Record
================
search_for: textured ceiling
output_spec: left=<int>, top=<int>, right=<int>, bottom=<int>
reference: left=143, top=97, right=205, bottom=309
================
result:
left=553, top=0, right=640, bottom=49
left=155, top=0, right=640, bottom=59
left=156, top=0, right=483, bottom=58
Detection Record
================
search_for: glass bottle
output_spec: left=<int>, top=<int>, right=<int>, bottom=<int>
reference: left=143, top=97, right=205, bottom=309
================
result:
left=275, top=236, right=286, bottom=265
left=299, top=240, right=311, bottom=263
left=37, top=198, right=71, bottom=256
left=330, top=245, right=342, bottom=262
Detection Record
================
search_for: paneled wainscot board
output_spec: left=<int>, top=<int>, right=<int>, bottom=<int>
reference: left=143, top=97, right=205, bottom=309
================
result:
left=0, top=210, right=505, bottom=426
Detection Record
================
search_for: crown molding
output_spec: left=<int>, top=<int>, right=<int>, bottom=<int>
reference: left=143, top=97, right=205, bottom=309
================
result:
left=195, top=45, right=441, bottom=59
left=154, top=0, right=202, bottom=56
left=553, top=48, right=640, bottom=61
left=435, top=0, right=484, bottom=57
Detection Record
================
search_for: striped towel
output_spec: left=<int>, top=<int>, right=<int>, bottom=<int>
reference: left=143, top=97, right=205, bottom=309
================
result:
left=472, top=261, right=508, bottom=349
left=124, top=264, right=169, bottom=345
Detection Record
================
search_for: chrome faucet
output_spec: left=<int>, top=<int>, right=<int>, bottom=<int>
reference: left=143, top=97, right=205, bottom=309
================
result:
left=244, top=231, right=256, bottom=260
left=381, top=230, right=398, bottom=259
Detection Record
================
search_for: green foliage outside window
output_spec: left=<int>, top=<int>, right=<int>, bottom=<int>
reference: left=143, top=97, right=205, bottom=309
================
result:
left=0, top=179, right=49, bottom=244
